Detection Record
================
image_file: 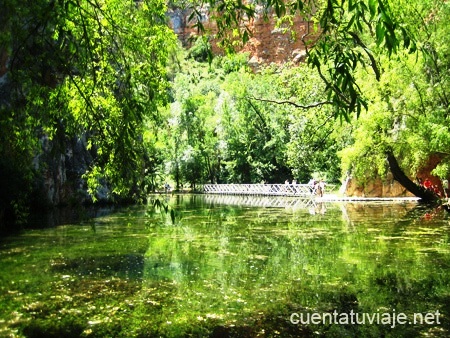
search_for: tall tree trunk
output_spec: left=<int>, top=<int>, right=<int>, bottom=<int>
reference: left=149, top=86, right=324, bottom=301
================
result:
left=386, top=150, right=438, bottom=203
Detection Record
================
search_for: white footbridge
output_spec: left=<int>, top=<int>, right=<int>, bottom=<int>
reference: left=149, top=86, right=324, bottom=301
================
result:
left=203, top=183, right=323, bottom=197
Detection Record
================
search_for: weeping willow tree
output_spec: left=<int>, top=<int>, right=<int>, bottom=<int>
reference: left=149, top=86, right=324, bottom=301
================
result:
left=1, top=0, right=443, bottom=229
left=182, top=0, right=415, bottom=120
left=337, top=0, right=450, bottom=201
left=1, top=0, right=176, bottom=226
left=183, top=0, right=447, bottom=201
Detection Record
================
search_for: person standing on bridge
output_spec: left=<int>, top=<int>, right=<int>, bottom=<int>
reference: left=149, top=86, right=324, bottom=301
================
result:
left=308, top=178, right=316, bottom=195
left=317, top=179, right=326, bottom=197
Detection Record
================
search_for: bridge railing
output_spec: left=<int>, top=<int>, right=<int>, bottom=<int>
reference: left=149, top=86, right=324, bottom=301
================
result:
left=203, top=183, right=318, bottom=197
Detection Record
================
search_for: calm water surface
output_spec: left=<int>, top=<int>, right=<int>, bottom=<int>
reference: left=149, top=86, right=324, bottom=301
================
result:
left=0, top=195, right=449, bottom=337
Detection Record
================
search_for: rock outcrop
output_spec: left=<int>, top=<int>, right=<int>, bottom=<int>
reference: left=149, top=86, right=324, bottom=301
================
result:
left=166, top=4, right=315, bottom=67
left=32, top=134, right=97, bottom=207
left=344, top=175, right=414, bottom=198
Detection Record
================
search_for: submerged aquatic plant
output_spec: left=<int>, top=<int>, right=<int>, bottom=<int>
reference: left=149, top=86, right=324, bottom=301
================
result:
left=0, top=196, right=449, bottom=337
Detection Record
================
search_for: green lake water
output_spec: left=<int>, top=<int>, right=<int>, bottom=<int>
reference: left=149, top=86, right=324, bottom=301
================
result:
left=1, top=194, right=449, bottom=337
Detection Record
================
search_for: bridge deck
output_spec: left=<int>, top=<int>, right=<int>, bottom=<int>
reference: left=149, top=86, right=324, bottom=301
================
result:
left=203, top=183, right=320, bottom=197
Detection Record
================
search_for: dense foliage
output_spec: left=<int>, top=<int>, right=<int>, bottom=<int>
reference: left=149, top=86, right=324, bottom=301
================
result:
left=187, top=0, right=417, bottom=121
left=1, top=0, right=450, bottom=229
left=161, top=51, right=346, bottom=188
left=162, top=0, right=450, bottom=192
left=1, top=0, right=176, bottom=227
left=339, top=0, right=450, bottom=182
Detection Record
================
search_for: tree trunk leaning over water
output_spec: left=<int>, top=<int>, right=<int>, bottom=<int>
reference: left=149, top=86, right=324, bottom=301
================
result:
left=386, top=150, right=439, bottom=203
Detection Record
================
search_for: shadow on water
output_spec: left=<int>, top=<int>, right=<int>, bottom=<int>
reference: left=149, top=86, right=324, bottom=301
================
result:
left=26, top=205, right=117, bottom=230
left=1, top=194, right=450, bottom=337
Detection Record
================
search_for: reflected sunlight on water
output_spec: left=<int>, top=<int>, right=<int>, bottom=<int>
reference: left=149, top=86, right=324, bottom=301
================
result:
left=0, top=195, right=449, bottom=337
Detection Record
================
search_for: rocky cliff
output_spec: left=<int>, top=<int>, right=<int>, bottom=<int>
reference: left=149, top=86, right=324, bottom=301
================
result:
left=167, top=5, right=314, bottom=66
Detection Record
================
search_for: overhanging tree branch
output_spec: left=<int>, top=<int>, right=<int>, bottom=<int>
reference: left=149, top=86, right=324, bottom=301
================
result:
left=385, top=149, right=438, bottom=203
left=348, top=31, right=381, bottom=81
left=247, top=95, right=332, bottom=109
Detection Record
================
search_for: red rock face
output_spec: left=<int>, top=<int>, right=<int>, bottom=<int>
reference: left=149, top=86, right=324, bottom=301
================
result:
left=167, top=6, right=315, bottom=66
left=344, top=154, right=449, bottom=198
left=416, top=153, right=446, bottom=196
left=345, top=176, right=414, bottom=198
left=239, top=16, right=315, bottom=65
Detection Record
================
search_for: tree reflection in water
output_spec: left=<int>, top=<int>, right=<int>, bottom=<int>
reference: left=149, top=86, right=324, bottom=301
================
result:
left=0, top=195, right=448, bottom=337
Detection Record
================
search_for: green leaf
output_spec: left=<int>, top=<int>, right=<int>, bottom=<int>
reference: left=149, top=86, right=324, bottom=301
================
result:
left=375, top=23, right=385, bottom=44
left=243, top=30, right=249, bottom=44
left=368, top=0, right=377, bottom=17
left=346, top=14, right=356, bottom=31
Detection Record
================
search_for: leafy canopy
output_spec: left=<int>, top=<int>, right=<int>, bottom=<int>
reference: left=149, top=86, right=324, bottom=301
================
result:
left=184, top=0, right=416, bottom=121
left=1, top=0, right=176, bottom=205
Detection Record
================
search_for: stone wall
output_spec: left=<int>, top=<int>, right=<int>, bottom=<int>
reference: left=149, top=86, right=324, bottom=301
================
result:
left=0, top=49, right=10, bottom=108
